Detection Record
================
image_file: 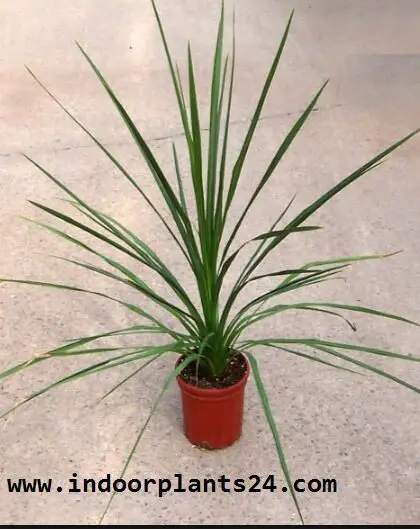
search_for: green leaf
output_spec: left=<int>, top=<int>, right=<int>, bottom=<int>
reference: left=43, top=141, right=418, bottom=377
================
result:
left=228, top=304, right=357, bottom=348
left=175, top=63, right=189, bottom=124
left=280, top=251, right=401, bottom=287
left=98, top=353, right=199, bottom=524
left=75, top=42, right=203, bottom=278
left=244, top=351, right=303, bottom=525
left=97, top=355, right=162, bottom=404
left=248, top=265, right=348, bottom=301
left=243, top=128, right=420, bottom=282
left=150, top=0, right=193, bottom=145
left=1, top=345, right=182, bottom=420
left=221, top=265, right=347, bottom=332
left=49, top=255, right=199, bottom=337
left=244, top=267, right=341, bottom=285
left=187, top=43, right=205, bottom=236
left=282, top=302, right=420, bottom=328
left=24, top=203, right=204, bottom=332
left=0, top=278, right=197, bottom=340
left=172, top=143, right=188, bottom=215
left=241, top=337, right=420, bottom=363
left=24, top=66, right=190, bottom=263
left=252, top=225, right=322, bottom=241
left=262, top=344, right=362, bottom=375
left=63, top=323, right=188, bottom=346
left=206, top=1, right=224, bottom=224
left=223, top=10, right=295, bottom=222
left=222, top=194, right=297, bottom=287
left=65, top=202, right=203, bottom=318
left=222, top=80, right=328, bottom=263
left=26, top=194, right=141, bottom=263
left=309, top=343, right=420, bottom=394
left=75, top=43, right=187, bottom=227
left=24, top=157, right=189, bottom=288
left=214, top=11, right=236, bottom=249
left=217, top=210, right=317, bottom=292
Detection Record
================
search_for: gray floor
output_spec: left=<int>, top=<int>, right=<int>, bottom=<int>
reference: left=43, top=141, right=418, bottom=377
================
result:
left=1, top=0, right=419, bottom=524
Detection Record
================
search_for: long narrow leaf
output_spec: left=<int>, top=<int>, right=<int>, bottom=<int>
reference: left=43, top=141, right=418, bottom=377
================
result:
left=50, top=255, right=199, bottom=336
left=24, top=66, right=191, bottom=265
left=253, top=226, right=322, bottom=241
left=97, top=355, right=162, bottom=404
left=150, top=0, right=193, bottom=146
left=75, top=43, right=189, bottom=231
left=63, top=324, right=189, bottom=346
left=30, top=210, right=203, bottom=327
left=1, top=345, right=182, bottom=420
left=206, top=2, right=224, bottom=224
left=75, top=42, right=203, bottom=278
left=25, top=156, right=191, bottom=290
left=262, top=343, right=361, bottom=375
left=224, top=194, right=297, bottom=288
left=243, top=130, right=420, bottom=282
left=221, top=81, right=328, bottom=264
left=223, top=10, right=295, bottom=222
left=0, top=318, right=186, bottom=383
left=309, top=343, right=420, bottom=394
left=244, top=351, right=303, bottom=524
left=280, top=251, right=401, bottom=288
left=241, top=337, right=420, bottom=363
left=222, top=265, right=348, bottom=332
left=0, top=279, right=198, bottom=338
left=280, top=302, right=420, bottom=328
left=98, top=353, right=199, bottom=524
left=27, top=200, right=199, bottom=319
left=172, top=143, right=188, bottom=214
left=187, top=43, right=205, bottom=236
left=217, top=223, right=321, bottom=293
left=244, top=267, right=341, bottom=285
left=67, top=202, right=203, bottom=316
left=214, top=13, right=236, bottom=247
left=227, top=304, right=357, bottom=350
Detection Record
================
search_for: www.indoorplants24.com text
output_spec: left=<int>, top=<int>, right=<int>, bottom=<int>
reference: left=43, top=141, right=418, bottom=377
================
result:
left=4, top=473, right=338, bottom=496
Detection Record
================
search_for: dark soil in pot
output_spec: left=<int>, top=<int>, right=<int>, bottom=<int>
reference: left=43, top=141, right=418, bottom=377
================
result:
left=179, top=353, right=247, bottom=389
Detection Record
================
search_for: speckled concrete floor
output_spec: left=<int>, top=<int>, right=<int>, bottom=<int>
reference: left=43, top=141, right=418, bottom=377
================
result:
left=1, top=0, right=419, bottom=524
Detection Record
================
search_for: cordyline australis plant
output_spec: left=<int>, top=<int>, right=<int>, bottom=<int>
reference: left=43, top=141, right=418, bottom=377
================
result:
left=1, top=0, right=420, bottom=523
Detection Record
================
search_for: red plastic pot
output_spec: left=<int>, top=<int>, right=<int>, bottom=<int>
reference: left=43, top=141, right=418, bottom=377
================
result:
left=176, top=354, right=250, bottom=449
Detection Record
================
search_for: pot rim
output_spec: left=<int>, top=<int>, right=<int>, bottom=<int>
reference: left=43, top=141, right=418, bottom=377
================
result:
left=176, top=352, right=250, bottom=397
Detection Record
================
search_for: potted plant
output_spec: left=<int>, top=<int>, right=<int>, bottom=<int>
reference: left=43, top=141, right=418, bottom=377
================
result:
left=1, top=1, right=419, bottom=524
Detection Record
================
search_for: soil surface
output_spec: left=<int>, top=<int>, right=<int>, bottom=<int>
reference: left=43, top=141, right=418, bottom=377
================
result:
left=180, top=353, right=247, bottom=389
